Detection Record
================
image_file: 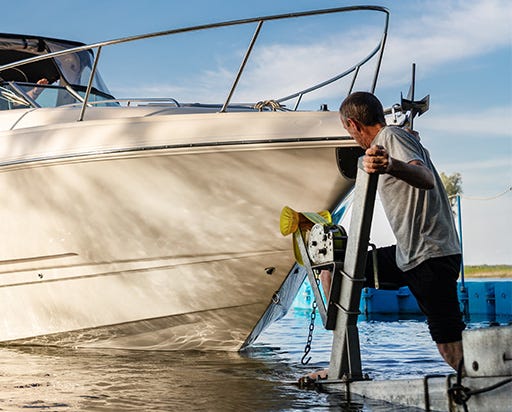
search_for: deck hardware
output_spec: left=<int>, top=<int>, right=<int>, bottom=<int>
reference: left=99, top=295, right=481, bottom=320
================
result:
left=222, top=20, right=263, bottom=113
left=391, top=103, right=400, bottom=123
left=78, top=45, right=102, bottom=122
left=271, top=292, right=280, bottom=304
left=401, top=63, right=430, bottom=130
left=38, top=273, right=43, bottom=279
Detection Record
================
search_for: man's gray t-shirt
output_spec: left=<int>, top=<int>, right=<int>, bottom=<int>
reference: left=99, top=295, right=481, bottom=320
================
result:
left=372, top=126, right=460, bottom=271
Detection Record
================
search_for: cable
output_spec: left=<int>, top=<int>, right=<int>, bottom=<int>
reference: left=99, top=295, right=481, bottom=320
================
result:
left=458, top=186, right=512, bottom=201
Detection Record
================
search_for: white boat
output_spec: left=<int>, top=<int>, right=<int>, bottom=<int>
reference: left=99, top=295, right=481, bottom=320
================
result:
left=0, top=6, right=388, bottom=351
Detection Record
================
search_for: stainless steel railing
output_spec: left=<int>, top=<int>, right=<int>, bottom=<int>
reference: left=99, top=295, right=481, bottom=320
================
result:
left=0, top=5, right=389, bottom=120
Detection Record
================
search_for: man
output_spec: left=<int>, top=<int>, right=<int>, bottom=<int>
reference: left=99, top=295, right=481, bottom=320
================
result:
left=321, top=91, right=465, bottom=373
left=26, top=78, right=50, bottom=101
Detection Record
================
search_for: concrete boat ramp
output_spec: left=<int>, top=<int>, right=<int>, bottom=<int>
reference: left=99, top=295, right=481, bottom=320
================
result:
left=317, top=325, right=511, bottom=411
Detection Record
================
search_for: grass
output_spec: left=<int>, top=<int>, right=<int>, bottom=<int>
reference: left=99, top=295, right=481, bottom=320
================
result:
left=463, top=265, right=512, bottom=278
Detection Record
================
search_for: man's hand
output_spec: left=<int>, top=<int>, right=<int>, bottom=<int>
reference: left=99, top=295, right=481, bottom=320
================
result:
left=363, top=144, right=434, bottom=189
left=27, top=78, right=49, bottom=100
left=362, top=145, right=392, bottom=174
left=36, top=78, right=49, bottom=86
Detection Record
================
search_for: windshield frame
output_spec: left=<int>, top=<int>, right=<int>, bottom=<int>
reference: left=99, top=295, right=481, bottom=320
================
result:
left=0, top=80, right=116, bottom=110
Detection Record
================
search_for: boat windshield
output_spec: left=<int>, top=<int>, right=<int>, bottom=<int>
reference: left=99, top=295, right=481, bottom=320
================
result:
left=0, top=82, right=116, bottom=110
left=0, top=34, right=114, bottom=110
left=45, top=40, right=110, bottom=95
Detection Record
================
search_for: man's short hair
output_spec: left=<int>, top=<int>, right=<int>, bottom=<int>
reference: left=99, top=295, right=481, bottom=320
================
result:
left=339, top=91, right=386, bottom=126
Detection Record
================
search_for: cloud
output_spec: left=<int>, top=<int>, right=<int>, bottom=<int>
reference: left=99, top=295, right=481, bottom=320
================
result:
left=202, top=0, right=510, bottom=105
left=111, top=23, right=384, bottom=104
left=378, top=0, right=512, bottom=86
left=232, top=27, right=382, bottom=102
left=111, top=1, right=511, bottom=106
left=248, top=0, right=511, bottom=101
left=196, top=1, right=510, bottom=100
left=421, top=106, right=512, bottom=137
left=459, top=195, right=512, bottom=264
left=441, top=160, right=512, bottom=198
left=454, top=157, right=512, bottom=172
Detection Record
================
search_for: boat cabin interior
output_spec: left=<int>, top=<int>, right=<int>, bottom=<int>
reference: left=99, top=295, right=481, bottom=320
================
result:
left=0, top=33, right=114, bottom=110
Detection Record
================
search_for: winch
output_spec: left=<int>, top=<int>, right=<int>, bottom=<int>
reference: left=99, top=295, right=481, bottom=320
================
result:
left=307, top=224, right=348, bottom=267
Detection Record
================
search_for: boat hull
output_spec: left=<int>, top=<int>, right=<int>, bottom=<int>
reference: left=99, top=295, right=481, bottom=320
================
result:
left=0, top=110, right=355, bottom=350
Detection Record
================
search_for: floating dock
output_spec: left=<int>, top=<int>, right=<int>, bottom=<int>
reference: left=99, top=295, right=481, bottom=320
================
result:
left=293, top=279, right=512, bottom=319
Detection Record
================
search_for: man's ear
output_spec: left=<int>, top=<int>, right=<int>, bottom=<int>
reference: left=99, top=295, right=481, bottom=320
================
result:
left=348, top=118, right=362, bottom=132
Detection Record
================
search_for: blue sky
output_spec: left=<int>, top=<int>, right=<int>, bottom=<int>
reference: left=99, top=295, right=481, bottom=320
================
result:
left=5, top=0, right=511, bottom=264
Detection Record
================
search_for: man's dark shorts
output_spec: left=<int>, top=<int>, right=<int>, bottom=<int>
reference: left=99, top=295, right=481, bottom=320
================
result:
left=364, top=245, right=466, bottom=344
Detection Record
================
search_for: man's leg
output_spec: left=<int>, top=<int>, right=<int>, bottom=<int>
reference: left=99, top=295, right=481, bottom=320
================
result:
left=405, top=254, right=466, bottom=371
left=319, top=269, right=332, bottom=299
left=437, top=341, right=463, bottom=371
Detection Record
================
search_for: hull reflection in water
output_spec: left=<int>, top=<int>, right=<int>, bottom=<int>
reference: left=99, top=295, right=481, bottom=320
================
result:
left=0, top=314, right=460, bottom=411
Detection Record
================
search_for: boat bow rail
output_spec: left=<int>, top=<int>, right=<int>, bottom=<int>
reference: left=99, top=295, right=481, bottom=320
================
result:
left=0, top=6, right=389, bottom=120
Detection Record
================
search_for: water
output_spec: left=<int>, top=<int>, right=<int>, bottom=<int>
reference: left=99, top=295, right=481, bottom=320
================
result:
left=0, top=311, right=505, bottom=411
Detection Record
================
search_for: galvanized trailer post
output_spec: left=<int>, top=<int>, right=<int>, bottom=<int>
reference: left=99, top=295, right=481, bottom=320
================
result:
left=328, top=160, right=378, bottom=380
left=291, top=157, right=379, bottom=380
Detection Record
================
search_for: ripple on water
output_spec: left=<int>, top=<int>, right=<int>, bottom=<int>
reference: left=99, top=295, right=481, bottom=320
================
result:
left=0, top=314, right=506, bottom=411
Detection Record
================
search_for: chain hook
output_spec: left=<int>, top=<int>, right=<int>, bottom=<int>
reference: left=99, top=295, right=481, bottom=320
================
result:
left=301, top=295, right=318, bottom=365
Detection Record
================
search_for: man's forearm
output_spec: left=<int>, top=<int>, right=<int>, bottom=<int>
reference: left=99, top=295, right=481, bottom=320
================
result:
left=388, top=158, right=435, bottom=189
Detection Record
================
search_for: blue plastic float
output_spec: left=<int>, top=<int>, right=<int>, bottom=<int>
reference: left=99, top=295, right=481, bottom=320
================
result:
left=292, top=279, right=512, bottom=319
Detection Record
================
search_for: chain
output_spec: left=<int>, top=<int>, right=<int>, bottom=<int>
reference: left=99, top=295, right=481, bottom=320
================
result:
left=301, top=274, right=321, bottom=365
left=301, top=299, right=317, bottom=365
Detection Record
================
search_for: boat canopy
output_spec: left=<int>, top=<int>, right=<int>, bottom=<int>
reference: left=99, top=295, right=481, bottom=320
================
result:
left=0, top=33, right=111, bottom=95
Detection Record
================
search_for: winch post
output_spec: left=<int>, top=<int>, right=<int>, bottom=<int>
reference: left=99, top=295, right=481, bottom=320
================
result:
left=328, top=160, right=378, bottom=380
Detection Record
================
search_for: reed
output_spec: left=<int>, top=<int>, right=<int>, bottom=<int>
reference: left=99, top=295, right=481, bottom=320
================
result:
left=464, top=265, right=512, bottom=278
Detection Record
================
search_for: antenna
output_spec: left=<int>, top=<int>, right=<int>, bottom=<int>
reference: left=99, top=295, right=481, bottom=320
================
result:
left=400, top=63, right=429, bottom=130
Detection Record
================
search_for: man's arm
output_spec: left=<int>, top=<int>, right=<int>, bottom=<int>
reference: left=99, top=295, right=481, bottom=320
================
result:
left=362, top=145, right=435, bottom=189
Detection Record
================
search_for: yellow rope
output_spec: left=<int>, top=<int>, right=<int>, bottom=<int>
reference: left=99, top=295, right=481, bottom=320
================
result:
left=254, top=100, right=285, bottom=111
